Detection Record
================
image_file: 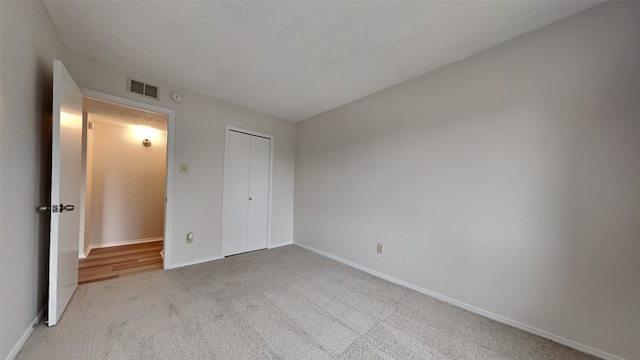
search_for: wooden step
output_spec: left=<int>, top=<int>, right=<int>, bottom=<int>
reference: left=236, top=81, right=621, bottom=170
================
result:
left=78, top=241, right=163, bottom=285
left=83, top=242, right=163, bottom=260
left=79, top=249, right=163, bottom=268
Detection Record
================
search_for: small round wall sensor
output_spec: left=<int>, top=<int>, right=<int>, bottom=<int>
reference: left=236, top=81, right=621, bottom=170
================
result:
left=171, top=92, right=183, bottom=102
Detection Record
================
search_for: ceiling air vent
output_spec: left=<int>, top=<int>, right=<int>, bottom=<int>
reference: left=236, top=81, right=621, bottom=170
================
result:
left=127, top=78, right=159, bottom=100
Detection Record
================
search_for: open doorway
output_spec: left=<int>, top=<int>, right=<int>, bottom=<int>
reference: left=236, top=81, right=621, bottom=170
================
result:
left=78, top=97, right=168, bottom=284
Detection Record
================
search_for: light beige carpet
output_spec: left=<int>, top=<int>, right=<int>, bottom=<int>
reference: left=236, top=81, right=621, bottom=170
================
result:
left=17, top=245, right=599, bottom=360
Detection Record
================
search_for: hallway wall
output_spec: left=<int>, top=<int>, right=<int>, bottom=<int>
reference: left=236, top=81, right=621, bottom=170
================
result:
left=87, top=117, right=166, bottom=248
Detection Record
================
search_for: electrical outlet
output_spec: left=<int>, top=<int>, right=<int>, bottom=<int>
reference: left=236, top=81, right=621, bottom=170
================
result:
left=186, top=232, right=194, bottom=244
left=377, top=243, right=383, bottom=254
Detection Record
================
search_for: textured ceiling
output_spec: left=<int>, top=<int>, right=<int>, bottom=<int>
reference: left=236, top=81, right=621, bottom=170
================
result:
left=44, top=1, right=603, bottom=122
left=84, top=97, right=167, bottom=132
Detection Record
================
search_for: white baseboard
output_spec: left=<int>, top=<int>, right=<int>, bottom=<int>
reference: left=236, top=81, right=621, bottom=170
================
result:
left=78, top=246, right=91, bottom=259
left=165, top=255, right=222, bottom=270
left=86, top=237, right=163, bottom=256
left=294, top=242, right=626, bottom=360
left=268, top=241, right=293, bottom=249
left=4, top=308, right=45, bottom=360
left=168, top=244, right=291, bottom=270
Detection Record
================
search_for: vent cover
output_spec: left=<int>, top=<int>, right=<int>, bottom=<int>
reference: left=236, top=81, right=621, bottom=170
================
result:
left=128, top=78, right=159, bottom=100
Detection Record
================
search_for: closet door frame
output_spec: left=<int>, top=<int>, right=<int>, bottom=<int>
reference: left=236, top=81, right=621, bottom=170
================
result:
left=221, top=125, right=274, bottom=256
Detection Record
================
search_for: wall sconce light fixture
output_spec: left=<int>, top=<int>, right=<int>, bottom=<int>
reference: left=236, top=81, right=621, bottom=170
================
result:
left=142, top=138, right=152, bottom=147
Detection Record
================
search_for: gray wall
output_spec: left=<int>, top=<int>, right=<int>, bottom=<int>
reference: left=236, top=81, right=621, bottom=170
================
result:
left=2, top=1, right=638, bottom=359
left=60, top=52, right=296, bottom=267
left=0, top=2, right=66, bottom=359
left=0, top=1, right=295, bottom=357
left=294, top=2, right=640, bottom=359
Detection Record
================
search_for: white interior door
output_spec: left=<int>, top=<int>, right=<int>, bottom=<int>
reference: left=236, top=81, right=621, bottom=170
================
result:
left=48, top=60, right=83, bottom=326
left=222, top=129, right=271, bottom=256
left=247, top=136, right=271, bottom=252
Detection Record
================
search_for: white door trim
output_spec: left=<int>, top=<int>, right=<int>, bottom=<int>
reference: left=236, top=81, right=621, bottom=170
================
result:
left=78, top=112, right=89, bottom=258
left=80, top=88, right=175, bottom=270
left=221, top=125, right=274, bottom=256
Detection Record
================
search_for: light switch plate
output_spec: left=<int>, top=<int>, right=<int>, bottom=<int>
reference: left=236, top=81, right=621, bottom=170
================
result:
left=180, top=164, right=188, bottom=174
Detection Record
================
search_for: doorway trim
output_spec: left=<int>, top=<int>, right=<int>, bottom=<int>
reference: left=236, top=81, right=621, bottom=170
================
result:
left=221, top=125, right=274, bottom=256
left=80, top=88, right=175, bottom=270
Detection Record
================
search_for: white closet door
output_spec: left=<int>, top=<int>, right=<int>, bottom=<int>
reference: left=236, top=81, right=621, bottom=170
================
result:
left=222, top=131, right=251, bottom=256
left=247, top=136, right=271, bottom=252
